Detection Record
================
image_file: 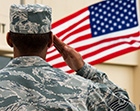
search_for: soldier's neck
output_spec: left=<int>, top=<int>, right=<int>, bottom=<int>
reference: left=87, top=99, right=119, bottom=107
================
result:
left=13, top=46, right=48, bottom=60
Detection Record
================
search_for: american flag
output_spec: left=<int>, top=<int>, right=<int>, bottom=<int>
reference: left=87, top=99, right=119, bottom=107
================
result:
left=46, top=0, right=140, bottom=73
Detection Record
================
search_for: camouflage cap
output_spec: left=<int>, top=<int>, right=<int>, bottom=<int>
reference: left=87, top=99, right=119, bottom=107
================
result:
left=10, top=4, right=52, bottom=34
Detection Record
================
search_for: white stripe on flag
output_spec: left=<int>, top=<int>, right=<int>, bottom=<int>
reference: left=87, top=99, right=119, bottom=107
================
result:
left=85, top=42, right=140, bottom=62
left=58, top=19, right=90, bottom=40
left=52, top=10, right=90, bottom=34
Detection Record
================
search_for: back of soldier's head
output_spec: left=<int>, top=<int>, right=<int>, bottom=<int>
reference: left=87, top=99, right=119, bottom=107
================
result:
left=9, top=4, right=52, bottom=53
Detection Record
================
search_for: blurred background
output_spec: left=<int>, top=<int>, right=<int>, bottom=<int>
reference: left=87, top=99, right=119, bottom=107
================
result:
left=0, top=0, right=140, bottom=110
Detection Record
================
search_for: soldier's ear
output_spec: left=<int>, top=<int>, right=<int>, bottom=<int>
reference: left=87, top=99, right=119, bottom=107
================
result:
left=48, top=31, right=53, bottom=47
left=6, top=32, right=13, bottom=47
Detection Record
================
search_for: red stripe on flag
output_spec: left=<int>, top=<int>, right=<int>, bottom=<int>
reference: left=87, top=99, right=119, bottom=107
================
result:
left=56, top=15, right=89, bottom=37
left=52, top=62, right=67, bottom=69
left=47, top=53, right=61, bottom=62
left=68, top=33, right=92, bottom=45
left=61, top=24, right=91, bottom=42
left=52, top=7, right=88, bottom=29
left=82, top=41, right=140, bottom=60
left=75, top=32, right=140, bottom=52
left=89, top=47, right=140, bottom=66
left=47, top=47, right=56, bottom=55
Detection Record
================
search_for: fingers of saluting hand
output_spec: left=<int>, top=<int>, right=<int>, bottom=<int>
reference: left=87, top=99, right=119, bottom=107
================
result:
left=53, top=35, right=67, bottom=58
left=53, top=35, right=78, bottom=60
left=53, top=35, right=65, bottom=47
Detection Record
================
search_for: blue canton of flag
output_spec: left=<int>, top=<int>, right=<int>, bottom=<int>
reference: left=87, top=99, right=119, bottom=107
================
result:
left=89, top=0, right=138, bottom=37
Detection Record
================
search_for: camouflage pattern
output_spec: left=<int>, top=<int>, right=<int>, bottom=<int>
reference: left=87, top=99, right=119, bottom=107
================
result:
left=10, top=4, right=52, bottom=34
left=0, top=56, right=136, bottom=111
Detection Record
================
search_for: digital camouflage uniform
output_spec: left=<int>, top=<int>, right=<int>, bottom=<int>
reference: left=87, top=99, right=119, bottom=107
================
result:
left=0, top=56, right=136, bottom=111
left=1, top=4, right=136, bottom=111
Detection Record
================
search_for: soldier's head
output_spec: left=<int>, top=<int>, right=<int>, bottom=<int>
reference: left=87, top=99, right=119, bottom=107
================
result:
left=7, top=4, right=52, bottom=58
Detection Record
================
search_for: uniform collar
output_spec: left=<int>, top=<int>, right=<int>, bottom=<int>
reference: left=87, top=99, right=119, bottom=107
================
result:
left=6, top=56, right=50, bottom=68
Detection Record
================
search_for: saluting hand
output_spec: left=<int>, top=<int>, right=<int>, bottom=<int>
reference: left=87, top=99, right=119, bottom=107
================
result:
left=53, top=35, right=85, bottom=72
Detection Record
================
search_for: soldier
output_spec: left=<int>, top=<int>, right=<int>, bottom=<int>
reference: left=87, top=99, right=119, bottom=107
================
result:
left=0, top=4, right=136, bottom=111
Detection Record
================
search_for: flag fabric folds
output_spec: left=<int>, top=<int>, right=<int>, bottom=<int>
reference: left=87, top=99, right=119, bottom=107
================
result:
left=46, top=0, right=140, bottom=73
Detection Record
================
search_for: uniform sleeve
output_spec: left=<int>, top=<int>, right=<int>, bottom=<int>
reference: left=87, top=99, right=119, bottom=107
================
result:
left=76, top=63, right=136, bottom=111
